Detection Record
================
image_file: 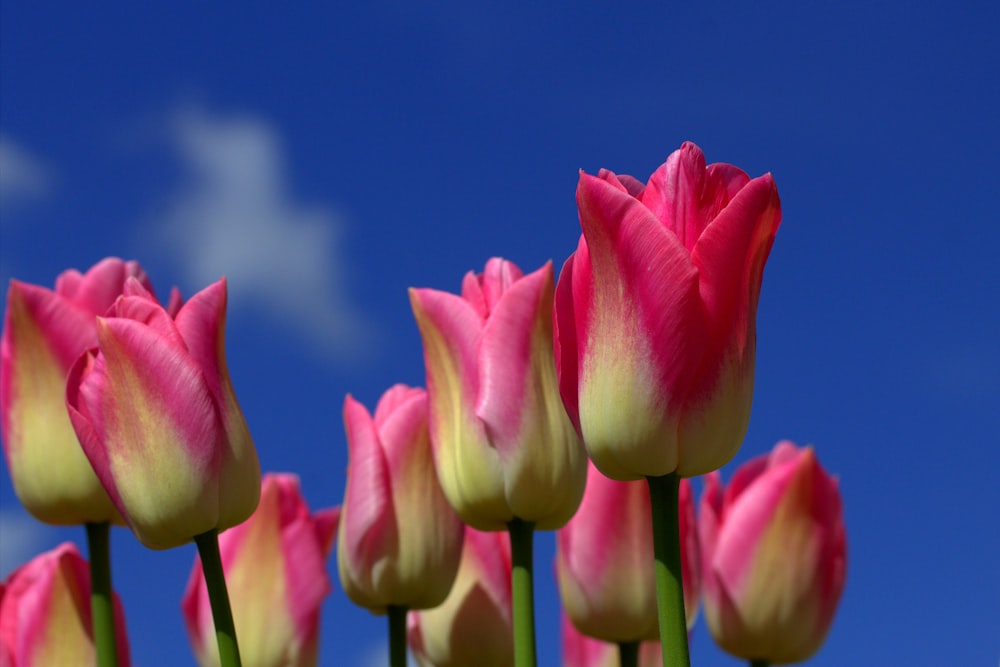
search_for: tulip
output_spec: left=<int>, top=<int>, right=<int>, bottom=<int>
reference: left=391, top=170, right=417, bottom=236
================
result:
left=337, top=385, right=464, bottom=613
left=557, top=462, right=700, bottom=644
left=65, top=277, right=260, bottom=550
left=554, top=142, right=782, bottom=480
left=562, top=614, right=661, bottom=667
left=700, top=441, right=847, bottom=664
left=0, top=257, right=174, bottom=525
left=409, top=257, right=586, bottom=532
left=408, top=527, right=513, bottom=667
left=182, top=473, right=340, bottom=667
left=0, top=542, right=131, bottom=666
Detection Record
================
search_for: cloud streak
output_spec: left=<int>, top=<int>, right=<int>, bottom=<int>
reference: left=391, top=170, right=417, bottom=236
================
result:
left=151, top=107, right=374, bottom=362
left=0, top=135, right=52, bottom=212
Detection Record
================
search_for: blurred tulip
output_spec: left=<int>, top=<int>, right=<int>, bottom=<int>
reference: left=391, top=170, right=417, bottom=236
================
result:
left=0, top=257, right=175, bottom=524
left=0, top=542, right=131, bottom=666
left=557, top=461, right=700, bottom=643
left=554, top=142, right=782, bottom=480
left=561, top=614, right=661, bottom=667
left=183, top=473, right=339, bottom=667
left=408, top=527, right=513, bottom=667
left=700, top=441, right=847, bottom=664
left=410, top=257, right=586, bottom=531
left=65, top=277, right=260, bottom=550
left=337, top=385, right=464, bottom=612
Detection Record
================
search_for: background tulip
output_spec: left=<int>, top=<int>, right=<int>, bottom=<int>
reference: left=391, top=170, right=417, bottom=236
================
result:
left=65, top=277, right=260, bottom=550
left=408, top=527, right=513, bottom=667
left=337, top=385, right=464, bottom=613
left=557, top=462, right=700, bottom=643
left=700, top=441, right=847, bottom=664
left=409, top=257, right=586, bottom=531
left=554, top=142, right=782, bottom=480
left=183, top=473, right=339, bottom=667
left=0, top=257, right=168, bottom=525
left=561, top=614, right=661, bottom=667
left=0, top=542, right=131, bottom=666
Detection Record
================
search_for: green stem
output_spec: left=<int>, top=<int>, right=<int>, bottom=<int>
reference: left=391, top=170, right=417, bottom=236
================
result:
left=646, top=473, right=690, bottom=667
left=618, top=641, right=640, bottom=667
left=387, top=605, right=408, bottom=667
left=749, top=661, right=771, bottom=667
left=85, top=522, right=119, bottom=667
left=508, top=518, right=537, bottom=667
left=194, top=529, right=242, bottom=667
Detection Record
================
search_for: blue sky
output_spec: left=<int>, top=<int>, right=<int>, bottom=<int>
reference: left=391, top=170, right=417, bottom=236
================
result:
left=1, top=2, right=998, bottom=665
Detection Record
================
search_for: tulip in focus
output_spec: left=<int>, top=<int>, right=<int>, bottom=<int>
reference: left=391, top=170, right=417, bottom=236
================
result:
left=1, top=257, right=176, bottom=525
left=410, top=257, right=586, bottom=531
left=700, top=441, right=847, bottom=664
left=337, top=385, right=464, bottom=612
left=561, top=614, right=660, bottom=667
left=65, top=277, right=261, bottom=550
left=183, top=473, right=340, bottom=667
left=554, top=142, right=782, bottom=480
left=0, top=542, right=131, bottom=666
left=557, top=461, right=700, bottom=644
left=408, top=527, right=513, bottom=667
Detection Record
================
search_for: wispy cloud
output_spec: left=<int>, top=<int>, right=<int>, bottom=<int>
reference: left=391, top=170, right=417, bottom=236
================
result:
left=0, top=509, right=53, bottom=578
left=150, top=107, right=375, bottom=362
left=0, top=135, right=52, bottom=212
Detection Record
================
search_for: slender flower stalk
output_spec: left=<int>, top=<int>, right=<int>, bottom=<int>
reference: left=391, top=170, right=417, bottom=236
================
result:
left=647, top=474, right=689, bottom=667
left=194, top=530, right=242, bottom=667
left=86, top=521, right=119, bottom=667
left=619, top=642, right=639, bottom=667
left=388, top=606, right=407, bottom=667
left=508, top=519, right=536, bottom=667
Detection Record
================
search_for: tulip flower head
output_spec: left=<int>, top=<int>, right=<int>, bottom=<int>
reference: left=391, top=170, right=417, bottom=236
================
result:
left=408, top=527, right=513, bottom=667
left=410, top=258, right=587, bottom=531
left=1, top=257, right=172, bottom=525
left=700, top=441, right=847, bottom=664
left=557, top=461, right=700, bottom=644
left=0, top=542, right=131, bottom=666
left=337, top=385, right=464, bottom=613
left=561, top=614, right=661, bottom=667
left=65, top=277, right=261, bottom=550
left=554, top=142, right=782, bottom=480
left=183, top=473, right=340, bottom=667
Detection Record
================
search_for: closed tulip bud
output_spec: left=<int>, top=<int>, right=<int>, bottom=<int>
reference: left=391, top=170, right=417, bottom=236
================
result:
left=557, top=461, right=700, bottom=643
left=183, top=473, right=340, bottom=667
left=409, top=258, right=586, bottom=531
left=554, top=142, right=782, bottom=480
left=407, top=526, right=513, bottom=667
left=561, top=614, right=661, bottom=667
left=700, top=441, right=847, bottom=664
left=337, top=385, right=464, bottom=612
left=1, top=257, right=174, bottom=525
left=65, top=277, right=261, bottom=550
left=0, top=542, right=131, bottom=666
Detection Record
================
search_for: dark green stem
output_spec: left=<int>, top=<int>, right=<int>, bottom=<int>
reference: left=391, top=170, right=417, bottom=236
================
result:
left=750, top=661, right=771, bottom=667
left=508, top=518, right=537, bottom=667
left=194, top=529, right=242, bottom=667
left=387, top=605, right=408, bottom=667
left=85, top=522, right=119, bottom=667
left=618, top=641, right=640, bottom=667
left=647, top=473, right=690, bottom=667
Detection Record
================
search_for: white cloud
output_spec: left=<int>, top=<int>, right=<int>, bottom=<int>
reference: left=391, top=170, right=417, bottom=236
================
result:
left=0, top=510, right=52, bottom=578
left=151, top=107, right=375, bottom=362
left=0, top=135, right=52, bottom=211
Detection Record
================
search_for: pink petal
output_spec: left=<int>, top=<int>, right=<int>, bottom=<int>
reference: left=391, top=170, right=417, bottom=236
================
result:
left=479, top=257, right=524, bottom=313
left=553, top=252, right=582, bottom=434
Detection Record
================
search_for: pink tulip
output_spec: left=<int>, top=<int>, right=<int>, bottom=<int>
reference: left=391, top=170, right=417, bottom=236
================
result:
left=408, top=527, right=513, bottom=667
left=554, top=142, right=782, bottom=480
left=182, top=473, right=339, bottom=667
left=1, top=257, right=177, bottom=525
left=409, top=258, right=586, bottom=531
left=65, top=277, right=261, bottom=550
left=562, top=614, right=661, bottom=667
left=0, top=542, right=131, bottom=666
left=337, top=385, right=464, bottom=612
left=700, top=441, right=847, bottom=664
left=557, top=461, right=700, bottom=643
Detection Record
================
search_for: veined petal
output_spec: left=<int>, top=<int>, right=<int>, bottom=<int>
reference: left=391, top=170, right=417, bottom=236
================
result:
left=56, top=257, right=153, bottom=317
left=479, top=257, right=524, bottom=313
left=553, top=252, right=582, bottom=434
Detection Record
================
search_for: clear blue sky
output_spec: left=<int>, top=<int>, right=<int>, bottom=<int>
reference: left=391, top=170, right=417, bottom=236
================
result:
left=1, top=2, right=997, bottom=665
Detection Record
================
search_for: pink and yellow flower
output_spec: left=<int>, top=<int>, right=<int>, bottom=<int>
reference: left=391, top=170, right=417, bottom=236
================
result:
left=410, top=258, right=586, bottom=531
left=183, top=473, right=339, bottom=667
left=65, top=277, right=260, bottom=550
left=700, top=441, right=847, bottom=664
left=554, top=142, right=782, bottom=479
left=0, top=542, right=131, bottom=666
left=337, top=385, right=464, bottom=612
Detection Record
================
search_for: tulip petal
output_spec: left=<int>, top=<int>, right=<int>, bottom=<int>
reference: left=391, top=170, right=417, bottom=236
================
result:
left=553, top=252, right=582, bottom=434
